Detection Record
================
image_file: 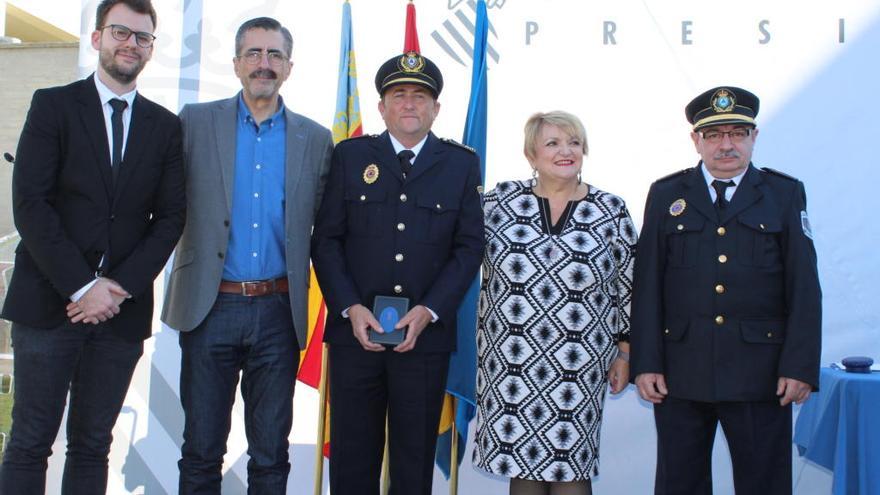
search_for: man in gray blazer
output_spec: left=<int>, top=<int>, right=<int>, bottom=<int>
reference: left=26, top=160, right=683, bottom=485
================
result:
left=161, top=17, right=332, bottom=494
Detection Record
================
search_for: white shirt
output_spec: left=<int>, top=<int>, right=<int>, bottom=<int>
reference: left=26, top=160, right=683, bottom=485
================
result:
left=388, top=133, right=428, bottom=164
left=701, top=163, right=747, bottom=203
left=70, top=75, right=138, bottom=302
left=93, top=73, right=137, bottom=163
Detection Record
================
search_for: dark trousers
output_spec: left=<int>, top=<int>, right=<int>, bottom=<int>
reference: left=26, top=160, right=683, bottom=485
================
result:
left=328, top=344, right=450, bottom=495
left=653, top=397, right=793, bottom=495
left=178, top=293, right=299, bottom=495
left=0, top=321, right=143, bottom=495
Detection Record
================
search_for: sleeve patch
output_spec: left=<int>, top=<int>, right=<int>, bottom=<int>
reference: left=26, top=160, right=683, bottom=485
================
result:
left=801, top=210, right=813, bottom=240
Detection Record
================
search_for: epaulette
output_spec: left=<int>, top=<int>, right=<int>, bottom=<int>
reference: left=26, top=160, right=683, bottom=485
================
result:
left=654, top=168, right=692, bottom=183
left=761, top=167, right=798, bottom=181
left=339, top=134, right=378, bottom=143
left=440, top=137, right=476, bottom=154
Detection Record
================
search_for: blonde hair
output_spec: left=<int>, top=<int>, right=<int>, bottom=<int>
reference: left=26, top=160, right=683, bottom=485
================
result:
left=523, top=111, right=588, bottom=162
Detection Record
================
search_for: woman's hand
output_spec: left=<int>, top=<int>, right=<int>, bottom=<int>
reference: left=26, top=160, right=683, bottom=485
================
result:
left=608, top=352, right=630, bottom=394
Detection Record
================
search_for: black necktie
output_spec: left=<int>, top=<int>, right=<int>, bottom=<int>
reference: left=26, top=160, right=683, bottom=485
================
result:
left=109, top=98, right=128, bottom=183
left=398, top=149, right=415, bottom=178
left=711, top=179, right=734, bottom=210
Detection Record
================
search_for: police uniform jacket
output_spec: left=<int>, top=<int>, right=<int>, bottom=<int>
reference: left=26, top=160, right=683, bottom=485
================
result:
left=630, top=163, right=821, bottom=402
left=311, top=131, right=484, bottom=352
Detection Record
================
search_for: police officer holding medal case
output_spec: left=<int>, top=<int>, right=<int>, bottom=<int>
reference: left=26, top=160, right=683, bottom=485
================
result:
left=630, top=86, right=822, bottom=495
left=311, top=52, right=484, bottom=494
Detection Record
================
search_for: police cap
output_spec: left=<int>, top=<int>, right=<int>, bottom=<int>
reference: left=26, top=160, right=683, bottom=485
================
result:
left=375, top=51, right=443, bottom=98
left=686, top=86, right=760, bottom=131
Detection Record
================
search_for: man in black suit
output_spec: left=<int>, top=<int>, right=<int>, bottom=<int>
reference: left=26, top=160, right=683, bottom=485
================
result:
left=311, top=52, right=484, bottom=495
left=0, top=1, right=184, bottom=493
left=630, top=86, right=821, bottom=495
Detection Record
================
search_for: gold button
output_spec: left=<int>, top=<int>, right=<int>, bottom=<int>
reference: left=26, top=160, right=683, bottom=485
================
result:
left=718, top=254, right=728, bottom=263
left=395, top=253, right=404, bottom=262
left=664, top=328, right=670, bottom=335
left=715, top=315, right=725, bottom=325
left=767, top=332, right=773, bottom=338
left=717, top=227, right=726, bottom=236
left=393, top=285, right=403, bottom=294
left=715, top=284, right=725, bottom=294
left=360, top=195, right=366, bottom=201
left=400, top=193, right=407, bottom=202
left=677, top=224, right=684, bottom=231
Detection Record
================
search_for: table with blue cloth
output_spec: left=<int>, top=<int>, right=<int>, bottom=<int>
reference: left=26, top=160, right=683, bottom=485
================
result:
left=794, top=367, right=880, bottom=495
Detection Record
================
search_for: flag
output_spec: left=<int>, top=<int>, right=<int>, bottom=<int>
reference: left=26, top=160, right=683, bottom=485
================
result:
left=404, top=0, right=420, bottom=53
left=297, top=0, right=362, bottom=457
left=435, top=0, right=489, bottom=478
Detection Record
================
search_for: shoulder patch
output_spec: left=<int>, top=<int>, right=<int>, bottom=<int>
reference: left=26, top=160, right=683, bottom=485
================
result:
left=440, top=137, right=476, bottom=154
left=654, top=168, right=692, bottom=183
left=761, top=167, right=798, bottom=181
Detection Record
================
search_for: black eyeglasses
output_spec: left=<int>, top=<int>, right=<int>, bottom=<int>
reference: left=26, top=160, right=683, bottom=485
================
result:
left=100, top=24, right=156, bottom=48
left=700, top=128, right=752, bottom=144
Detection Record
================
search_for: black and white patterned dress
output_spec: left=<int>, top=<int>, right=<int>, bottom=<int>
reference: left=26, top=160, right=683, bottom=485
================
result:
left=472, top=180, right=637, bottom=482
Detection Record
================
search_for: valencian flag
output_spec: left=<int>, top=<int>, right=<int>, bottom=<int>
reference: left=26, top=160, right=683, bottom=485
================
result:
left=436, top=0, right=489, bottom=478
left=297, top=0, right=362, bottom=457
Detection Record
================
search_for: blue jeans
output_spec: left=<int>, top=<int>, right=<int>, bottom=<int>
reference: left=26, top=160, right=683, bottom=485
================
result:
left=0, top=322, right=144, bottom=495
left=178, top=293, right=299, bottom=495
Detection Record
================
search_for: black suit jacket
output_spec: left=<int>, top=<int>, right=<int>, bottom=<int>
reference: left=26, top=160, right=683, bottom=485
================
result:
left=311, top=131, right=484, bottom=352
left=630, top=163, right=821, bottom=401
left=1, top=75, right=185, bottom=340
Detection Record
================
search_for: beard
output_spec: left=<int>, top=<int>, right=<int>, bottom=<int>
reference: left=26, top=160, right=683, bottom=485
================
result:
left=99, top=46, right=147, bottom=85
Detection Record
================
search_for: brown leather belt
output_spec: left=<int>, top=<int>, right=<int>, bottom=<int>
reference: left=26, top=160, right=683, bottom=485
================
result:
left=218, top=278, right=288, bottom=296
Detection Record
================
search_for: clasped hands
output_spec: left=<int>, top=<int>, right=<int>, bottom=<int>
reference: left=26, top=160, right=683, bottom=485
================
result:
left=65, top=277, right=129, bottom=324
left=348, top=303, right=433, bottom=353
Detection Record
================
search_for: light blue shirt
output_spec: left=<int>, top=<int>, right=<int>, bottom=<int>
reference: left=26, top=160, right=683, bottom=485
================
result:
left=222, top=94, right=287, bottom=282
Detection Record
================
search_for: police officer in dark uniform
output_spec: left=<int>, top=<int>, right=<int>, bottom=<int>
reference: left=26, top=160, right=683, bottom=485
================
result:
left=311, top=52, right=484, bottom=495
left=630, top=86, right=821, bottom=495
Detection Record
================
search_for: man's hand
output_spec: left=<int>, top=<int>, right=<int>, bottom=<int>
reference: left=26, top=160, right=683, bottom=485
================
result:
left=348, top=304, right=386, bottom=352
left=777, top=377, right=812, bottom=406
left=393, top=305, right=433, bottom=353
left=65, top=278, right=129, bottom=324
left=608, top=357, right=630, bottom=394
left=635, top=373, right=668, bottom=404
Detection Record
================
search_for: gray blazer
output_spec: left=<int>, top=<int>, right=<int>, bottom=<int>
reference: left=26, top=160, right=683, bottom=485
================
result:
left=161, top=95, right=333, bottom=348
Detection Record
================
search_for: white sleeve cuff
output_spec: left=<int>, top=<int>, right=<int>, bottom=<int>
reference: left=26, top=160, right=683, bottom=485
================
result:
left=70, top=278, right=99, bottom=302
left=426, top=307, right=439, bottom=322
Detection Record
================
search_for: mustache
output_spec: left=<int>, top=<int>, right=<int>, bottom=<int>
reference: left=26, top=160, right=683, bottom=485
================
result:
left=250, top=69, right=278, bottom=79
left=115, top=48, right=141, bottom=60
left=714, top=150, right=741, bottom=160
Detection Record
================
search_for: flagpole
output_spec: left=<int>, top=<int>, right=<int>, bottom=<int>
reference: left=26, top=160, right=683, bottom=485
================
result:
left=381, top=414, right=391, bottom=495
left=312, top=345, right=329, bottom=495
left=449, top=397, right=460, bottom=495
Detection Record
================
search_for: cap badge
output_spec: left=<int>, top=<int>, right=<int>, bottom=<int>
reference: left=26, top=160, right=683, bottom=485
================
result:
left=399, top=51, right=425, bottom=73
left=669, top=198, right=687, bottom=216
left=363, top=164, right=379, bottom=184
left=711, top=89, right=736, bottom=113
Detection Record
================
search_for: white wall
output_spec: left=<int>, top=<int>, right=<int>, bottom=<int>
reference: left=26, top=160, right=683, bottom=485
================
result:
left=46, top=0, right=880, bottom=493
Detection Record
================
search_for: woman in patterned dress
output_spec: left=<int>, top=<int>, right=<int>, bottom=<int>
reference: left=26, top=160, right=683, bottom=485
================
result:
left=473, top=111, right=637, bottom=495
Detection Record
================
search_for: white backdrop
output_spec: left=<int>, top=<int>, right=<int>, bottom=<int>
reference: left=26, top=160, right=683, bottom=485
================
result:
left=45, top=0, right=880, bottom=493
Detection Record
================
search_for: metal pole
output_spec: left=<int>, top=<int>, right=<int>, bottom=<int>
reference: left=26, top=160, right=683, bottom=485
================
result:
left=449, top=397, right=459, bottom=495
left=312, top=345, right=330, bottom=495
